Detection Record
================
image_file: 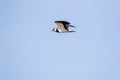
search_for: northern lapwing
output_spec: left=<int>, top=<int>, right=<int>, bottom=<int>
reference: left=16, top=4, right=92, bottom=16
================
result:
left=52, top=21, right=76, bottom=33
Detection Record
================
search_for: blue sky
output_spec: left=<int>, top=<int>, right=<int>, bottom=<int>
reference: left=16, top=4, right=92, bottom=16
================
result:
left=0, top=0, right=120, bottom=80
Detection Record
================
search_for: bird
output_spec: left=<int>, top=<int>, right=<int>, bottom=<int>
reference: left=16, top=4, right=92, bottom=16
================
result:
left=52, top=21, right=76, bottom=33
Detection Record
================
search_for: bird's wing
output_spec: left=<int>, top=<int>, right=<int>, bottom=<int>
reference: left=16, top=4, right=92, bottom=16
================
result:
left=55, top=23, right=68, bottom=31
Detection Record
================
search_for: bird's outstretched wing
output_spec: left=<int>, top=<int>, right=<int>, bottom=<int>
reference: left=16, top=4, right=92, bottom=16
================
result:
left=55, top=21, right=70, bottom=30
left=55, top=22, right=68, bottom=32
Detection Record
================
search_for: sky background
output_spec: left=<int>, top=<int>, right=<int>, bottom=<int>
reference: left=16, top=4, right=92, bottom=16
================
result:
left=0, top=0, right=120, bottom=80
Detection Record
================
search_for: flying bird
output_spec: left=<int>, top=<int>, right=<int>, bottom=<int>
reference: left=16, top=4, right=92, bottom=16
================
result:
left=52, top=21, right=76, bottom=33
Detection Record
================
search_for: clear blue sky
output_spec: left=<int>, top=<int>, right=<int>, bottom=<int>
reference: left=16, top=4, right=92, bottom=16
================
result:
left=0, top=0, right=120, bottom=80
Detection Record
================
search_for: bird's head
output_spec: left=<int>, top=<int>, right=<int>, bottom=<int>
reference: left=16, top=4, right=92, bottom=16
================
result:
left=52, top=28, right=57, bottom=31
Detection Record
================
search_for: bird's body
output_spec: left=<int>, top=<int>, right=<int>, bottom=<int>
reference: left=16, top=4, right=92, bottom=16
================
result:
left=52, top=21, right=76, bottom=33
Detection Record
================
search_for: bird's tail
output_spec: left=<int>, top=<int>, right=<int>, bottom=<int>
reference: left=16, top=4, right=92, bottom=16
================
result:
left=69, top=25, right=76, bottom=28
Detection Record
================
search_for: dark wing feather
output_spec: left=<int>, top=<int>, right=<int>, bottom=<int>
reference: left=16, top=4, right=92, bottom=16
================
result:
left=63, top=24, right=69, bottom=30
left=55, top=21, right=70, bottom=24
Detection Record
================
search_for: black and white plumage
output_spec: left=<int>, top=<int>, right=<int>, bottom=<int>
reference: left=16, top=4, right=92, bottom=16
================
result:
left=52, top=21, right=76, bottom=33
